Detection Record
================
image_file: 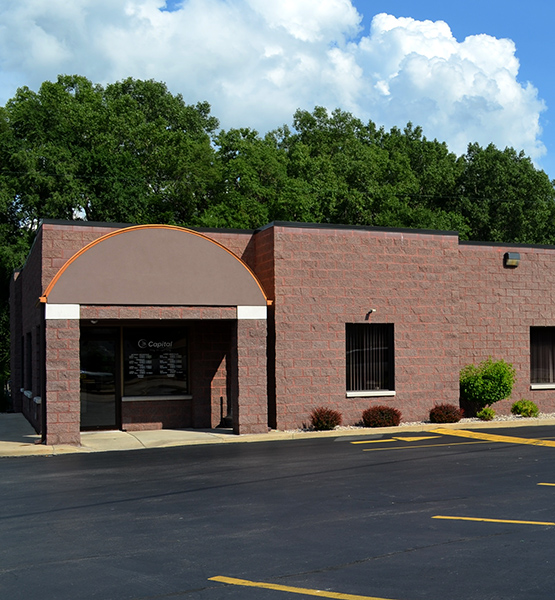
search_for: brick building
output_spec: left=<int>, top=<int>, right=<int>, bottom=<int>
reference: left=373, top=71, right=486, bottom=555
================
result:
left=10, top=219, right=555, bottom=444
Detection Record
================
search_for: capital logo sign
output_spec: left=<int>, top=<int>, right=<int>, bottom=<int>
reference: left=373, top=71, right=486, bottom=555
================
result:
left=137, top=338, right=173, bottom=351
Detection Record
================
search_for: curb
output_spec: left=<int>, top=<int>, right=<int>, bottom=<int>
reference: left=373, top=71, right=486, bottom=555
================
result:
left=1, top=416, right=554, bottom=458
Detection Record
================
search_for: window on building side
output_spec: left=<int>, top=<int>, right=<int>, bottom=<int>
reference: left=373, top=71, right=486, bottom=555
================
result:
left=25, top=331, right=32, bottom=391
left=531, top=327, right=555, bottom=383
left=346, top=323, right=394, bottom=393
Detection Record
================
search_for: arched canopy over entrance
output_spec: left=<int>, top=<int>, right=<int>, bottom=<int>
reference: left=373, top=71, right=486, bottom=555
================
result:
left=41, top=224, right=268, bottom=306
left=37, top=224, right=268, bottom=444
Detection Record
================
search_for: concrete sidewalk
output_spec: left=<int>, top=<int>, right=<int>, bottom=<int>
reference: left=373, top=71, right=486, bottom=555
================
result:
left=1, top=412, right=555, bottom=458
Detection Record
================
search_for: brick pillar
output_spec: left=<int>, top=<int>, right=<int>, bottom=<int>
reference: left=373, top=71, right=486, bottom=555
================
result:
left=233, top=319, right=268, bottom=434
left=44, top=318, right=81, bottom=445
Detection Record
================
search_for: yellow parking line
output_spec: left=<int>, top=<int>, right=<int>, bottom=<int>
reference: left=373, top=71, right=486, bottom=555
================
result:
left=209, top=576, right=399, bottom=600
left=538, top=483, right=555, bottom=487
left=394, top=436, right=440, bottom=442
left=351, top=439, right=397, bottom=445
left=433, top=515, right=555, bottom=526
left=432, top=428, right=555, bottom=447
left=352, top=436, right=440, bottom=445
left=363, top=441, right=488, bottom=452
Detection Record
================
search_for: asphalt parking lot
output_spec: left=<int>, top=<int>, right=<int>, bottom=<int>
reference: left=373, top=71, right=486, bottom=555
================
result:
left=1, top=425, right=555, bottom=600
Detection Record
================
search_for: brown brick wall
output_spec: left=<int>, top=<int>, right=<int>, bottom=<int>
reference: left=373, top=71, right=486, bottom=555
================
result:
left=459, top=244, right=555, bottom=415
left=201, top=230, right=255, bottom=269
left=271, top=226, right=460, bottom=428
left=11, top=227, right=46, bottom=428
left=253, top=227, right=275, bottom=301
left=80, top=306, right=237, bottom=320
left=44, top=318, right=80, bottom=445
left=12, top=222, right=265, bottom=443
left=234, top=319, right=268, bottom=433
left=41, top=223, right=122, bottom=291
left=122, top=399, right=193, bottom=430
left=189, top=321, right=234, bottom=429
left=16, top=219, right=555, bottom=442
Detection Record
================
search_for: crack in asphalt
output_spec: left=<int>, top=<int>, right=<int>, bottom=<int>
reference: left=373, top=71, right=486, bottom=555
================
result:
left=273, top=530, right=509, bottom=579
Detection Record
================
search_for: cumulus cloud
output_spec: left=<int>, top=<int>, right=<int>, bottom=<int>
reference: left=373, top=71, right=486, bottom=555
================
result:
left=0, top=0, right=546, bottom=161
left=354, top=14, right=545, bottom=159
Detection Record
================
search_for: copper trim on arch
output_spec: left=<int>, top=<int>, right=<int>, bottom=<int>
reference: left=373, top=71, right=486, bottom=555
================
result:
left=39, top=224, right=270, bottom=304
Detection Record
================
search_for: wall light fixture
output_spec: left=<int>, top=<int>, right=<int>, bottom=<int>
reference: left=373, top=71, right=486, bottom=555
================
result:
left=503, top=252, right=520, bottom=268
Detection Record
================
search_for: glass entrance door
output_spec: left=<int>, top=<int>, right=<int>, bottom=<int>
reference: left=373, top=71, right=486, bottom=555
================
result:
left=80, top=328, right=120, bottom=430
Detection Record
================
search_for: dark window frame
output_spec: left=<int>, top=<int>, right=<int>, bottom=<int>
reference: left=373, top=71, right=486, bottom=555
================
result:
left=346, top=323, right=395, bottom=393
left=530, top=327, right=555, bottom=384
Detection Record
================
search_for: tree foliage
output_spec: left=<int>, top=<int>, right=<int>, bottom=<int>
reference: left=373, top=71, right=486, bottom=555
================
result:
left=1, top=76, right=555, bottom=387
left=1, top=75, right=219, bottom=228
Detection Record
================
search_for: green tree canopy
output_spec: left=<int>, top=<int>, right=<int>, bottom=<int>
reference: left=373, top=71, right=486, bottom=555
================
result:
left=2, top=78, right=555, bottom=390
left=0, top=75, right=219, bottom=228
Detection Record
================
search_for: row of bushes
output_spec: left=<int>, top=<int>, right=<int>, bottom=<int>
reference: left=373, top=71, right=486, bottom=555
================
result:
left=477, top=399, right=540, bottom=421
left=309, top=399, right=541, bottom=431
left=310, top=356, right=538, bottom=430
left=309, top=405, right=402, bottom=430
left=430, top=399, right=540, bottom=422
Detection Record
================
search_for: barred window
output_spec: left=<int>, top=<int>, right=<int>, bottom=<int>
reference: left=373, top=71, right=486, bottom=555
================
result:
left=346, top=324, right=394, bottom=392
left=531, top=327, right=555, bottom=384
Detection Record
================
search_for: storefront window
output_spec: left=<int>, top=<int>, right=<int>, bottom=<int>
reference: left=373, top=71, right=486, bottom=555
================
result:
left=123, top=328, right=189, bottom=397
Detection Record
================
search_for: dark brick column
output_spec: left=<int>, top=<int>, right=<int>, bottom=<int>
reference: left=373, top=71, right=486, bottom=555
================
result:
left=233, top=318, right=268, bottom=434
left=44, top=318, right=81, bottom=445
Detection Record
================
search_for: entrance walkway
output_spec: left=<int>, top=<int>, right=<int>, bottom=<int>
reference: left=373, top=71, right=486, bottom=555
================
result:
left=0, top=413, right=280, bottom=457
left=0, top=413, right=332, bottom=457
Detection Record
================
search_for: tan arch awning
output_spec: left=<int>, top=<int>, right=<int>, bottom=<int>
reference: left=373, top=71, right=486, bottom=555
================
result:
left=41, top=225, right=268, bottom=307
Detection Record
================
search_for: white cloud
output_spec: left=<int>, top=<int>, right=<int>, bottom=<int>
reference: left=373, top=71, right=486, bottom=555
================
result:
left=354, top=14, right=545, bottom=159
left=246, top=0, right=361, bottom=42
left=0, top=1, right=546, bottom=161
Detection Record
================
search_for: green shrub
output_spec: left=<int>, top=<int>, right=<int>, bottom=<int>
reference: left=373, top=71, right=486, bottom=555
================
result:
left=362, top=405, right=401, bottom=428
left=310, top=407, right=342, bottom=431
left=511, top=399, right=539, bottom=418
left=477, top=407, right=495, bottom=421
left=429, top=403, right=462, bottom=423
left=460, top=357, right=515, bottom=415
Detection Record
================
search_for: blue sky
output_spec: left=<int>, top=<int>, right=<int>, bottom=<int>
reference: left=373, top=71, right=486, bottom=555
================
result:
left=358, top=0, right=555, bottom=177
left=1, top=0, right=553, bottom=180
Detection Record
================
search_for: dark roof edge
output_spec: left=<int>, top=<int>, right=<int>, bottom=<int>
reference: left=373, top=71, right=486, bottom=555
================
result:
left=460, top=240, right=555, bottom=250
left=38, top=219, right=555, bottom=250
left=39, top=219, right=255, bottom=235
left=41, top=218, right=134, bottom=228
left=256, top=220, right=459, bottom=236
left=190, top=227, right=255, bottom=234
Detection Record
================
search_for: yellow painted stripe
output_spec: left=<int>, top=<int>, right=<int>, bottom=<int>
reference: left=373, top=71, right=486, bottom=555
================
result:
left=538, top=483, right=555, bottom=487
left=433, top=516, right=555, bottom=526
left=393, top=436, right=440, bottom=442
left=209, top=576, right=399, bottom=600
left=363, top=441, right=488, bottom=452
left=352, top=436, right=439, bottom=445
left=432, top=428, right=555, bottom=447
left=351, top=439, right=397, bottom=445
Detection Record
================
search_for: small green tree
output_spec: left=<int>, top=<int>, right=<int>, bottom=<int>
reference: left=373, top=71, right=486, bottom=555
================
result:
left=460, top=357, right=515, bottom=415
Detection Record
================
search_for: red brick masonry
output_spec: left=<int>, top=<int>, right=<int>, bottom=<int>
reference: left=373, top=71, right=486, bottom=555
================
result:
left=11, top=220, right=555, bottom=444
